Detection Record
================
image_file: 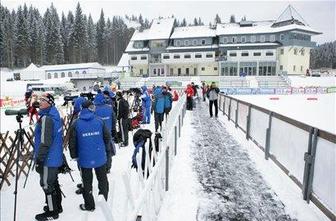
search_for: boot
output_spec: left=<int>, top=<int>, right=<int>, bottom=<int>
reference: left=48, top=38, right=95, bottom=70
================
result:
left=35, top=211, right=59, bottom=221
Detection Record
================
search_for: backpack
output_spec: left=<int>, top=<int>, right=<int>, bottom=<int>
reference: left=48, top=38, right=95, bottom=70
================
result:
left=133, top=129, right=153, bottom=171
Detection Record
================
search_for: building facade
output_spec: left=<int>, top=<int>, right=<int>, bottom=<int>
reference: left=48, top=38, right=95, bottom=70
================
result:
left=125, top=5, right=321, bottom=77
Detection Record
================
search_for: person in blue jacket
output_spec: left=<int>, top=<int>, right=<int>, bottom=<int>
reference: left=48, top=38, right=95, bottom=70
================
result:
left=73, top=95, right=87, bottom=116
left=153, top=86, right=165, bottom=132
left=94, top=93, right=116, bottom=170
left=34, top=93, right=63, bottom=221
left=140, top=85, right=151, bottom=124
left=69, top=100, right=112, bottom=211
left=162, top=86, right=173, bottom=121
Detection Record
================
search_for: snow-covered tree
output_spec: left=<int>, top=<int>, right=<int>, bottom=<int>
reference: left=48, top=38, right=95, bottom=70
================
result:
left=230, top=14, right=236, bottom=23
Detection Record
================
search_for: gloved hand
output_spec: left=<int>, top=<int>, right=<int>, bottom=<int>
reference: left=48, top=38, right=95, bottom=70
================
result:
left=35, top=159, right=44, bottom=173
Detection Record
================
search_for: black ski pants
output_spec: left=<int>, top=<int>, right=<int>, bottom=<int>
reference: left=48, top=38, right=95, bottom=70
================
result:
left=80, top=164, right=109, bottom=210
left=209, top=99, right=218, bottom=117
left=154, top=112, right=164, bottom=132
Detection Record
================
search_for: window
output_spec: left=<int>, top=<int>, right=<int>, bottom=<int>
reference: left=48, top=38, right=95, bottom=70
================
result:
left=61, top=72, right=65, bottom=77
left=280, top=65, right=283, bottom=70
left=153, top=69, right=157, bottom=75
left=223, top=37, right=228, bottom=43
left=232, top=36, right=237, bottom=43
left=163, top=55, right=170, bottom=59
left=140, top=69, right=143, bottom=75
left=301, top=49, right=305, bottom=56
left=214, top=67, right=218, bottom=71
left=195, top=54, right=202, bottom=58
left=75, top=71, right=79, bottom=74
left=131, top=56, right=137, bottom=60
left=193, top=40, right=197, bottom=45
left=54, top=73, right=58, bottom=78
left=201, top=39, right=206, bottom=45
left=170, top=68, right=174, bottom=75
left=48, top=73, right=51, bottom=79
left=280, top=34, right=285, bottom=41
left=186, top=68, right=189, bottom=76
left=82, top=71, right=86, bottom=74
left=178, top=68, right=181, bottom=76
left=266, top=51, right=274, bottom=56
left=270, top=35, right=275, bottom=42
left=241, top=36, right=246, bottom=43
left=176, top=40, right=181, bottom=46
left=184, top=40, right=189, bottom=46
left=141, top=56, right=147, bottom=60
left=241, top=52, right=249, bottom=57
left=253, top=52, right=261, bottom=56
left=293, top=65, right=296, bottom=71
left=184, top=54, right=191, bottom=59
left=201, top=67, right=205, bottom=71
left=68, top=72, right=72, bottom=77
left=260, top=35, right=265, bottom=42
left=301, top=66, right=303, bottom=72
left=250, top=35, right=256, bottom=42
left=229, top=52, right=237, bottom=57
left=280, top=49, right=284, bottom=55
left=294, top=48, right=298, bottom=55
left=174, top=54, right=180, bottom=59
left=206, top=54, right=213, bottom=58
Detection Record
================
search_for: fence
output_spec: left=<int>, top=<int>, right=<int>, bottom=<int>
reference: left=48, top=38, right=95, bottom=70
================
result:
left=0, top=113, right=73, bottom=190
left=122, top=94, right=187, bottom=221
left=218, top=93, right=336, bottom=221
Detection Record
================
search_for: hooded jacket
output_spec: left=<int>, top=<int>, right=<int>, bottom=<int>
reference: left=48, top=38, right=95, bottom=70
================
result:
left=94, top=93, right=116, bottom=131
left=34, top=106, right=63, bottom=167
left=153, top=87, right=165, bottom=114
left=69, top=108, right=111, bottom=168
left=141, top=86, right=151, bottom=109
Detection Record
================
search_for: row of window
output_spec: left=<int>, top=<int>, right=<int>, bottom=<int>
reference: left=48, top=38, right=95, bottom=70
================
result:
left=280, top=48, right=305, bottom=56
left=228, top=51, right=274, bottom=57
left=175, top=39, right=207, bottom=47
left=162, top=53, right=214, bottom=59
left=221, top=34, right=276, bottom=44
left=131, top=56, right=147, bottom=60
left=221, top=65, right=276, bottom=76
left=279, top=65, right=304, bottom=72
left=47, top=71, right=87, bottom=79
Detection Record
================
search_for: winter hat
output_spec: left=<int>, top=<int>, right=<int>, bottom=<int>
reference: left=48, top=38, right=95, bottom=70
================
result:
left=40, top=93, right=55, bottom=105
left=81, top=100, right=95, bottom=112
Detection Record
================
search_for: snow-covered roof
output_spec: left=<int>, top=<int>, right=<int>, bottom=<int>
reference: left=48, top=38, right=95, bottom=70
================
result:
left=170, top=26, right=216, bottom=39
left=216, top=21, right=321, bottom=36
left=41, top=62, right=105, bottom=72
left=117, top=53, right=130, bottom=67
left=125, top=40, right=150, bottom=53
left=23, top=63, right=41, bottom=72
left=130, top=18, right=174, bottom=41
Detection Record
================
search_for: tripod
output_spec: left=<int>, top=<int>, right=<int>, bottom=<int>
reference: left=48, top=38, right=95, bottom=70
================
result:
left=1, top=113, right=34, bottom=221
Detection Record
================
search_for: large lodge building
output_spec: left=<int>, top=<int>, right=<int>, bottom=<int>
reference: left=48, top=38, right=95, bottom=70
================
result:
left=125, top=5, right=321, bottom=78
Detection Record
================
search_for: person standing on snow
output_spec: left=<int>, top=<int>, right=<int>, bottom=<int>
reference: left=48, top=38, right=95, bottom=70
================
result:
left=185, top=84, right=194, bottom=111
left=162, top=86, right=173, bottom=121
left=69, top=100, right=111, bottom=211
left=116, top=91, right=130, bottom=147
left=153, top=86, right=165, bottom=132
left=206, top=82, right=220, bottom=118
left=140, top=85, right=151, bottom=124
left=34, top=93, right=63, bottom=221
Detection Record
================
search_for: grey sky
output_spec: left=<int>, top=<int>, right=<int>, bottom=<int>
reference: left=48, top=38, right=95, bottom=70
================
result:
left=2, top=0, right=335, bottom=44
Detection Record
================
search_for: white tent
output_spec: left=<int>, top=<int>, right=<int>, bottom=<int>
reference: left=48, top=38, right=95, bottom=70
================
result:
left=19, top=63, right=45, bottom=80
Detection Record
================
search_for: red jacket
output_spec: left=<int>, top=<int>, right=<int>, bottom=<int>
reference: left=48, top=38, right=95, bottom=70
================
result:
left=185, top=85, right=194, bottom=98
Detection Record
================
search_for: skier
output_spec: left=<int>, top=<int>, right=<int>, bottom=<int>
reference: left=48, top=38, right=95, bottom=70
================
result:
left=206, top=82, right=220, bottom=118
left=69, top=100, right=111, bottom=211
left=116, top=91, right=130, bottom=147
left=153, top=86, right=165, bottom=132
left=140, top=85, right=151, bottom=124
left=34, top=93, right=63, bottom=221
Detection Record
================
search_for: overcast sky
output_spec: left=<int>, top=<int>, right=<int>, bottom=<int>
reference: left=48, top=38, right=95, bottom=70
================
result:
left=2, top=0, right=335, bottom=44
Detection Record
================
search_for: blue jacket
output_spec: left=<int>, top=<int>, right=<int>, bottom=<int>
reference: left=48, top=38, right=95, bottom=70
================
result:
left=141, top=86, right=151, bottom=109
left=164, top=92, right=172, bottom=109
left=153, top=87, right=165, bottom=114
left=34, top=106, right=63, bottom=167
left=73, top=96, right=87, bottom=115
left=94, top=93, right=115, bottom=131
left=73, top=108, right=108, bottom=168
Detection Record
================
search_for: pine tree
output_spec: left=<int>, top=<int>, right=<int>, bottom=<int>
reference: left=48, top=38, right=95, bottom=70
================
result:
left=15, top=5, right=30, bottom=67
left=230, top=15, right=236, bottom=23
left=96, top=9, right=105, bottom=64
left=193, top=18, right=198, bottom=26
left=181, top=18, right=187, bottom=27
left=214, top=14, right=221, bottom=25
left=87, top=14, right=97, bottom=62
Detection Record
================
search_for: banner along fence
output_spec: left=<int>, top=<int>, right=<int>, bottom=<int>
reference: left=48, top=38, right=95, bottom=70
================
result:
left=218, top=93, right=336, bottom=221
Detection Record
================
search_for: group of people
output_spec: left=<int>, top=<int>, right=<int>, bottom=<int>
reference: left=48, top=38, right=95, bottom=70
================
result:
left=185, top=81, right=220, bottom=118
left=30, top=83, right=177, bottom=220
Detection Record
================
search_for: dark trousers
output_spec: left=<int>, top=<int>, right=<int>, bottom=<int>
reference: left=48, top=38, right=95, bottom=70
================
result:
left=154, top=112, right=164, bottom=132
left=209, top=99, right=218, bottom=117
left=186, top=97, right=193, bottom=110
left=38, top=167, right=62, bottom=213
left=81, top=164, right=109, bottom=210
left=118, top=118, right=129, bottom=146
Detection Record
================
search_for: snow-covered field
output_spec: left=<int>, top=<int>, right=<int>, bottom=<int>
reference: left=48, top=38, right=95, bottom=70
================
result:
left=231, top=93, right=336, bottom=134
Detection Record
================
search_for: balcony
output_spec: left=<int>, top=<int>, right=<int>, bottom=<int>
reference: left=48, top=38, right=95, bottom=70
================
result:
left=149, top=58, right=162, bottom=63
left=284, top=39, right=316, bottom=48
